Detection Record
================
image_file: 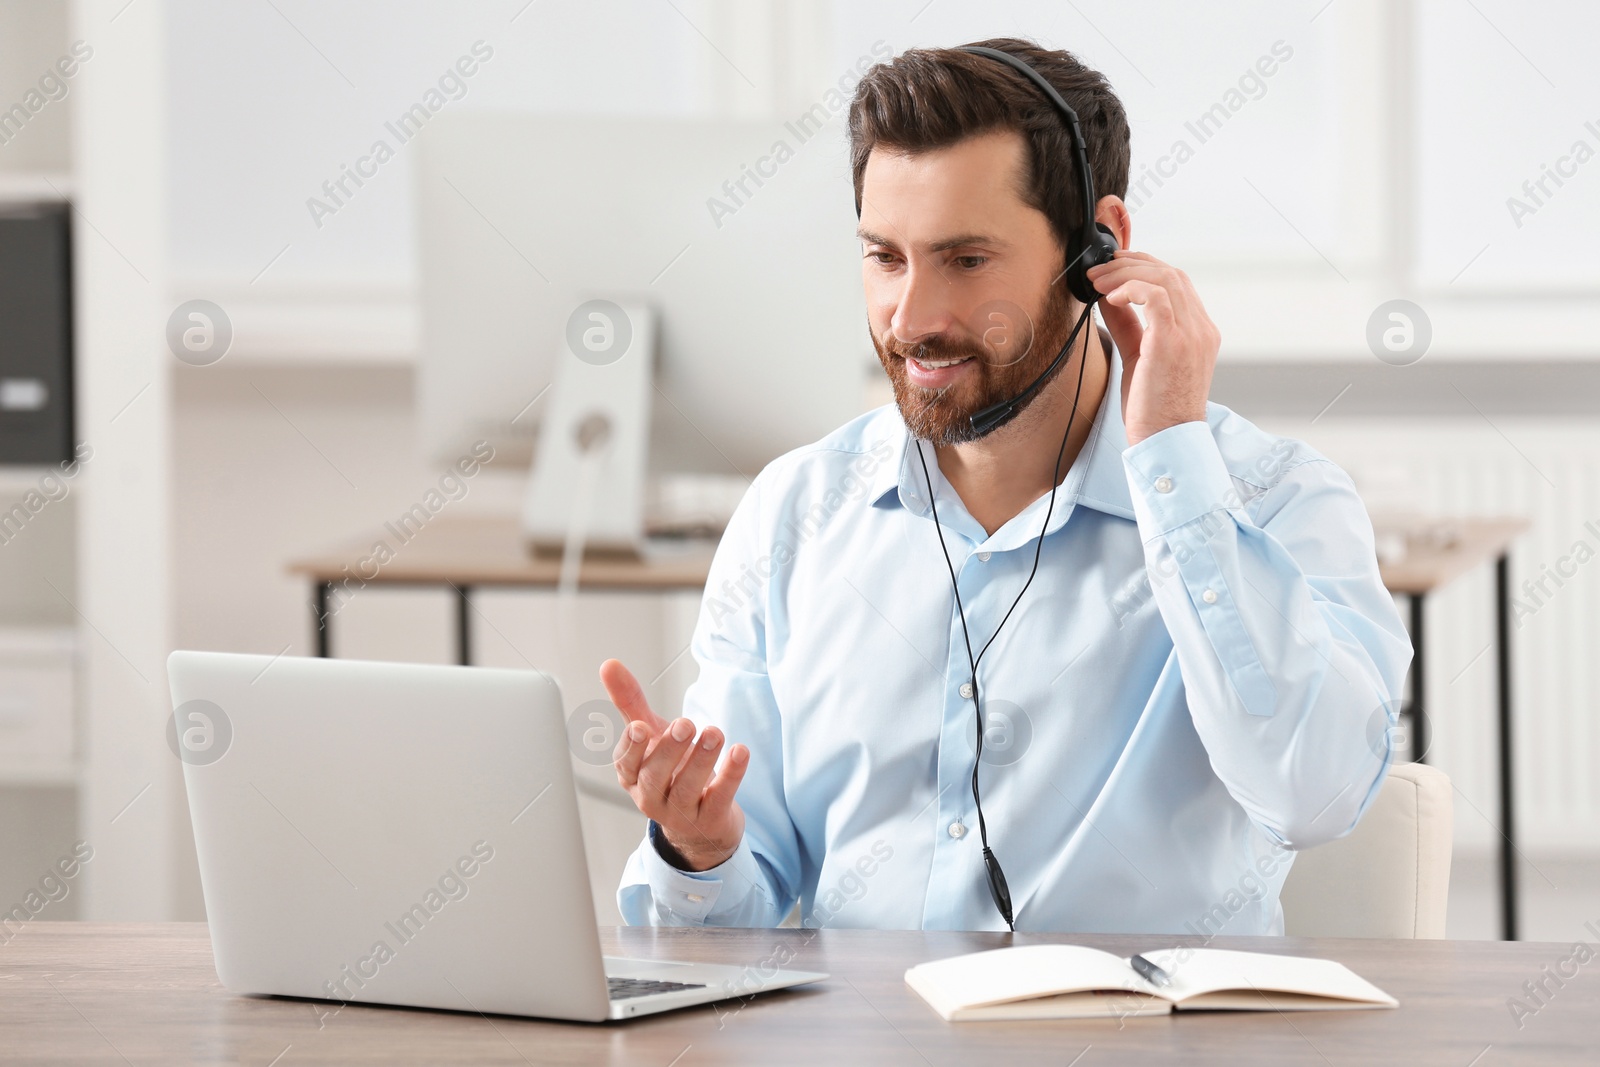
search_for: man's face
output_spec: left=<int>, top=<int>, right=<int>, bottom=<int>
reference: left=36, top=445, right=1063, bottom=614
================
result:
left=859, top=129, right=1077, bottom=445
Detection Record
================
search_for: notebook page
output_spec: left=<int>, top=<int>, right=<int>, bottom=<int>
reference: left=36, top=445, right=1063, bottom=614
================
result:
left=905, top=944, right=1157, bottom=1014
left=1138, top=948, right=1397, bottom=1007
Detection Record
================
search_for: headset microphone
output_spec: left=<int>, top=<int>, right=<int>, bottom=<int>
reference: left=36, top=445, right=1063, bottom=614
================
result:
left=968, top=305, right=1093, bottom=437
left=915, top=45, right=1117, bottom=932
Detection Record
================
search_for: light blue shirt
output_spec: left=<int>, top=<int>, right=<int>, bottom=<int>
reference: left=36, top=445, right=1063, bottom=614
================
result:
left=619, top=342, right=1411, bottom=935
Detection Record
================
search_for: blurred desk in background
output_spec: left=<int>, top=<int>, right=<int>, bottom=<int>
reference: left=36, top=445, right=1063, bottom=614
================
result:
left=1374, top=514, right=1530, bottom=940
left=288, top=514, right=714, bottom=665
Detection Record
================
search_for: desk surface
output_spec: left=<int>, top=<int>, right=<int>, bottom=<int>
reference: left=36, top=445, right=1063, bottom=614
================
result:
left=287, top=515, right=715, bottom=589
left=1371, top=514, right=1529, bottom=595
left=290, top=513, right=1527, bottom=597
left=5, top=923, right=1593, bottom=1065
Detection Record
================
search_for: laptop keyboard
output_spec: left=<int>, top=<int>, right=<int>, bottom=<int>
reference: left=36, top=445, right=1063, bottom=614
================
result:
left=607, top=976, right=708, bottom=1001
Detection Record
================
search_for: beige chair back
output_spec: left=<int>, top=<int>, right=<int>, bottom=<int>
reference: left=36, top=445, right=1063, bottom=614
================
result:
left=1281, top=761, right=1453, bottom=938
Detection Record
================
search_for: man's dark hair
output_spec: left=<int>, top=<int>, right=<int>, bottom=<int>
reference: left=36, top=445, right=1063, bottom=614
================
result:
left=848, top=38, right=1130, bottom=266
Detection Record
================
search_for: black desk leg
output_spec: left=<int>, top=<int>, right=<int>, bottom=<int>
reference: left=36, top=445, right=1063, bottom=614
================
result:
left=314, top=581, right=332, bottom=658
left=455, top=584, right=473, bottom=667
left=1496, top=553, right=1519, bottom=941
left=1409, top=592, right=1429, bottom=764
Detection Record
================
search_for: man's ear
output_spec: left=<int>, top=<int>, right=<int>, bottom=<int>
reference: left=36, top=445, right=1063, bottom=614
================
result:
left=1094, top=195, right=1132, bottom=252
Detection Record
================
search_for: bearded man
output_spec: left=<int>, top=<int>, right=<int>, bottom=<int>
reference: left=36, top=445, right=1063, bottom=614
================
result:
left=602, top=38, right=1410, bottom=935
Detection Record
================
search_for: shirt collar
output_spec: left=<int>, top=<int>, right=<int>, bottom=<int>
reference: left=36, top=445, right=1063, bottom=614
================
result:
left=869, top=326, right=1136, bottom=537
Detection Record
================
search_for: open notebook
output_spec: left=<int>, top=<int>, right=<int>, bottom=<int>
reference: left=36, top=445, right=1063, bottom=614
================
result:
left=905, top=945, right=1398, bottom=1022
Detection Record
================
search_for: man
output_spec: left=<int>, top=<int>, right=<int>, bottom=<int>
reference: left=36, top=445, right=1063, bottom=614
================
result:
left=602, top=39, right=1411, bottom=934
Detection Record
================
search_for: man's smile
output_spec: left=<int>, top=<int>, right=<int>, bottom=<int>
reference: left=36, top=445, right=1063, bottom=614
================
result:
left=903, top=352, right=977, bottom=389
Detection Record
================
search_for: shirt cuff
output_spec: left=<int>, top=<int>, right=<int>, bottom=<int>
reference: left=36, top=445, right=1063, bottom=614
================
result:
left=640, top=821, right=758, bottom=924
left=1121, top=420, right=1239, bottom=539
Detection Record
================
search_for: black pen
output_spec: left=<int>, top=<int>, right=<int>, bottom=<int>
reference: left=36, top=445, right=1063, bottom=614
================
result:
left=1130, top=953, right=1172, bottom=988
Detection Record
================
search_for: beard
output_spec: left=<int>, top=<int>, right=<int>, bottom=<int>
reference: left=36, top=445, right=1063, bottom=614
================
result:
left=871, top=283, right=1082, bottom=446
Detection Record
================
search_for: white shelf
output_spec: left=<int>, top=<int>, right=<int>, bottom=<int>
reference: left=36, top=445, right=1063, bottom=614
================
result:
left=0, top=172, right=71, bottom=203
left=0, top=762, right=78, bottom=787
left=0, top=464, right=76, bottom=488
left=167, top=278, right=418, bottom=366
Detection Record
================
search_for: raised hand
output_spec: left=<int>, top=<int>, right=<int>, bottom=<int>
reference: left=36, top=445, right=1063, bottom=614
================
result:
left=599, top=658, right=748, bottom=871
left=1087, top=249, right=1220, bottom=448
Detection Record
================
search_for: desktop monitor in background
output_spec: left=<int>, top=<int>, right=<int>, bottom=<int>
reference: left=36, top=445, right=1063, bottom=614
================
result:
left=413, top=113, right=870, bottom=485
left=522, top=299, right=656, bottom=559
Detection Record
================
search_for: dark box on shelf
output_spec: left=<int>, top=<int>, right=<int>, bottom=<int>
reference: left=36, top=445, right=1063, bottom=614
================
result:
left=0, top=202, right=73, bottom=466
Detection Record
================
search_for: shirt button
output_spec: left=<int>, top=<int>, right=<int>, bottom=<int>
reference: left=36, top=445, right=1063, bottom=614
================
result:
left=977, top=551, right=992, bottom=562
left=1202, top=588, right=1218, bottom=604
left=1154, top=476, right=1173, bottom=493
left=948, top=821, right=967, bottom=839
left=959, top=683, right=974, bottom=699
left=684, top=893, right=704, bottom=903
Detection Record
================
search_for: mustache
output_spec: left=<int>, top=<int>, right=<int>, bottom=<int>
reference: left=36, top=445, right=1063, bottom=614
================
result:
left=883, top=334, right=991, bottom=364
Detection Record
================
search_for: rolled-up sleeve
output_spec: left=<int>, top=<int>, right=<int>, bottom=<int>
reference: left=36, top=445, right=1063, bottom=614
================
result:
left=617, top=473, right=802, bottom=927
left=1121, top=417, right=1413, bottom=849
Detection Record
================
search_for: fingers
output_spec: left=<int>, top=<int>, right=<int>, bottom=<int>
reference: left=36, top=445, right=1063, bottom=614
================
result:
left=1100, top=278, right=1177, bottom=329
left=698, top=743, right=750, bottom=823
left=613, top=719, right=649, bottom=788
left=600, top=659, right=666, bottom=732
left=670, top=725, right=725, bottom=804
left=634, top=716, right=698, bottom=806
left=1096, top=296, right=1144, bottom=365
left=1093, top=263, right=1190, bottom=308
left=1089, top=253, right=1196, bottom=315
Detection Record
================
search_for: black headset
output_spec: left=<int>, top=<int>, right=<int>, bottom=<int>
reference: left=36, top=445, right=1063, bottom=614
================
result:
left=909, top=45, right=1117, bottom=931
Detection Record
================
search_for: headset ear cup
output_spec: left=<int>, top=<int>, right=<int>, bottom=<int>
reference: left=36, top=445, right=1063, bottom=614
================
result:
left=1065, top=240, right=1106, bottom=304
left=1067, top=224, right=1120, bottom=304
left=1095, top=221, right=1120, bottom=255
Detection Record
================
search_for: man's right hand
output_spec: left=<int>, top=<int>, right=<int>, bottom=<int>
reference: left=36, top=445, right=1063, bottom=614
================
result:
left=600, top=658, right=748, bottom=872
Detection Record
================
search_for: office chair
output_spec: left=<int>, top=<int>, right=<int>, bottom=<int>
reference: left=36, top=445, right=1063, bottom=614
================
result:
left=1281, top=762, right=1454, bottom=938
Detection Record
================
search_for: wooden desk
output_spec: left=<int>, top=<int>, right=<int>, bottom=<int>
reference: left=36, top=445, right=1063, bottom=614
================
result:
left=1373, top=515, right=1530, bottom=941
left=287, top=515, right=714, bottom=665
left=5, top=924, right=1594, bottom=1065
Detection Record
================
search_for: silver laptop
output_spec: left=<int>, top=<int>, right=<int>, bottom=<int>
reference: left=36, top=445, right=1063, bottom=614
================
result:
left=167, top=650, right=825, bottom=1022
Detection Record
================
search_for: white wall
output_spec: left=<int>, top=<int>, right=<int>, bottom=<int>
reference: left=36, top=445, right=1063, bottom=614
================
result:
left=162, top=0, right=1600, bottom=359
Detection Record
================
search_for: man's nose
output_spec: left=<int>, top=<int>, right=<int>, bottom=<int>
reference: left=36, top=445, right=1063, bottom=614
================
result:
left=889, top=263, right=959, bottom=345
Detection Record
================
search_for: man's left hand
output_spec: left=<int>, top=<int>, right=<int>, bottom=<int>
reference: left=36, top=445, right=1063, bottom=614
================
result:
left=1087, top=250, right=1220, bottom=448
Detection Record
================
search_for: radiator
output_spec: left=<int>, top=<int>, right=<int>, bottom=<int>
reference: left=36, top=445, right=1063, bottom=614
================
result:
left=1265, top=416, right=1600, bottom=853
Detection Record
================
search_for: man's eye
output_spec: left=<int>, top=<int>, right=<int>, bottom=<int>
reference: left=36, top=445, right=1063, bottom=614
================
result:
left=954, top=255, right=987, bottom=269
left=868, top=251, right=898, bottom=265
